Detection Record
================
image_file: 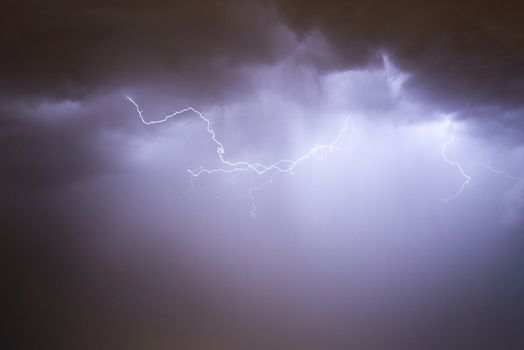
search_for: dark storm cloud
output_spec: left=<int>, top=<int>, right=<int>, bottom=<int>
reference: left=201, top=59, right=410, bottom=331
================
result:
left=0, top=0, right=294, bottom=188
left=276, top=0, right=524, bottom=129
left=2, top=0, right=523, bottom=113
left=0, top=0, right=290, bottom=100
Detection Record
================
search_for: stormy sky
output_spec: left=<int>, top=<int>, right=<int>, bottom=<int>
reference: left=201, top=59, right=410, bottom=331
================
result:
left=3, top=1, right=524, bottom=349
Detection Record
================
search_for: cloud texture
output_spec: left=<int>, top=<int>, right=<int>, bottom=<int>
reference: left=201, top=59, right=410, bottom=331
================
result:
left=2, top=1, right=524, bottom=349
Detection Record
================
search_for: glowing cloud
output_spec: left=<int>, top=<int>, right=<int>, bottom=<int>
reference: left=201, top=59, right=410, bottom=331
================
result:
left=127, top=96, right=349, bottom=217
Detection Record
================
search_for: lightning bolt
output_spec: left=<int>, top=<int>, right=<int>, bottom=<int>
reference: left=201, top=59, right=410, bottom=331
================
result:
left=471, top=162, right=524, bottom=181
left=440, top=135, right=523, bottom=207
left=127, top=96, right=349, bottom=217
left=440, top=136, right=471, bottom=207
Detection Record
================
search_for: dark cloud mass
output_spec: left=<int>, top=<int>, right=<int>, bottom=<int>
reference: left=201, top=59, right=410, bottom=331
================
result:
left=2, top=1, right=524, bottom=349
left=277, top=1, right=524, bottom=103
left=0, top=1, right=289, bottom=99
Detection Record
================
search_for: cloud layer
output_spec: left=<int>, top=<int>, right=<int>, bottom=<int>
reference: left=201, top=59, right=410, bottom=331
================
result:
left=2, top=1, right=524, bottom=349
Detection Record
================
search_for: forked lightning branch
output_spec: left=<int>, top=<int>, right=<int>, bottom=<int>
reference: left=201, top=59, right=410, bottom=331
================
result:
left=127, top=97, right=522, bottom=216
left=127, top=96, right=348, bottom=217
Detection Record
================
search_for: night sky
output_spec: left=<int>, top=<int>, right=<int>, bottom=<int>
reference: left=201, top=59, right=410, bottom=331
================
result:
left=3, top=1, right=524, bottom=349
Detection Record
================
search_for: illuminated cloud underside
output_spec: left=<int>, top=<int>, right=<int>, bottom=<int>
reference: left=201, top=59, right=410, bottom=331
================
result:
left=127, top=57, right=522, bottom=218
